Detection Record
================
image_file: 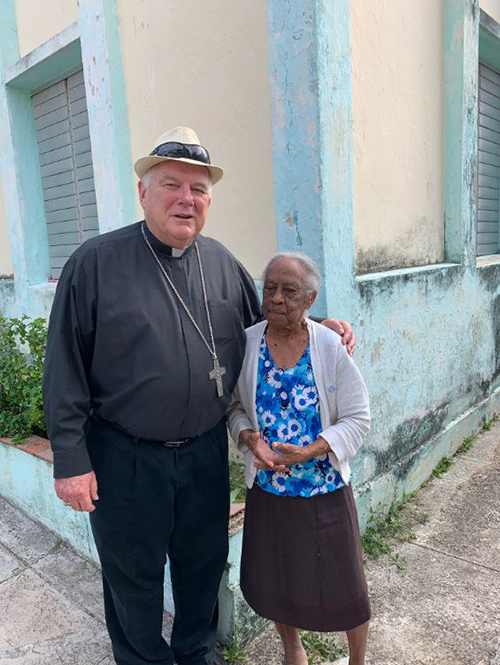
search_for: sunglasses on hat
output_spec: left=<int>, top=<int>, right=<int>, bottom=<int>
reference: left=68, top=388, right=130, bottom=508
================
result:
left=150, top=142, right=211, bottom=165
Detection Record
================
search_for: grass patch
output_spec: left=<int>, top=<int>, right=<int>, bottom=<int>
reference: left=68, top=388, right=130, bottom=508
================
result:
left=362, top=414, right=498, bottom=569
left=220, top=638, right=247, bottom=664
left=362, top=493, right=428, bottom=570
left=480, top=414, right=498, bottom=433
left=229, top=460, right=246, bottom=504
left=455, top=434, right=476, bottom=455
left=426, top=414, right=498, bottom=484
left=299, top=630, right=348, bottom=664
left=431, top=455, right=454, bottom=479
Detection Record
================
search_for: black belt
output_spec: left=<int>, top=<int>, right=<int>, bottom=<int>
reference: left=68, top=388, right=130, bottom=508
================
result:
left=93, top=414, right=195, bottom=448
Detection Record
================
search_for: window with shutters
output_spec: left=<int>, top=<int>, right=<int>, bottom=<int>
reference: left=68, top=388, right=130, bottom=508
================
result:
left=477, top=62, right=500, bottom=257
left=32, top=70, right=98, bottom=279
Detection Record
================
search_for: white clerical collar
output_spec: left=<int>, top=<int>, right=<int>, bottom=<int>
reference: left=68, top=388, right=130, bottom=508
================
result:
left=172, top=247, right=186, bottom=258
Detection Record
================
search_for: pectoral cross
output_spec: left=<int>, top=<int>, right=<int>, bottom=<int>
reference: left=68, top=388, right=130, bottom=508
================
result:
left=209, top=357, right=226, bottom=397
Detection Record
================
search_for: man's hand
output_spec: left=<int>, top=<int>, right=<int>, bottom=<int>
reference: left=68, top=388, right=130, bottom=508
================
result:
left=320, top=318, right=356, bottom=356
left=54, top=471, right=99, bottom=512
left=239, top=429, right=286, bottom=472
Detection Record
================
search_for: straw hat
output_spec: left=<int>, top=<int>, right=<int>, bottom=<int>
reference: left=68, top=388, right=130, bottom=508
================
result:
left=134, top=126, right=224, bottom=184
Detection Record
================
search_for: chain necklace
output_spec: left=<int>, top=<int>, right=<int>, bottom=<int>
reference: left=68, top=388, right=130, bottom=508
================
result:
left=141, top=223, right=226, bottom=397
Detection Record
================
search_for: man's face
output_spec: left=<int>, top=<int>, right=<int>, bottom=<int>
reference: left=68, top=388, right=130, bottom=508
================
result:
left=138, top=160, right=212, bottom=249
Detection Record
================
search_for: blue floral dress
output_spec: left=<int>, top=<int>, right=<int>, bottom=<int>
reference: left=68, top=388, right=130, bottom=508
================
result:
left=255, top=333, right=345, bottom=497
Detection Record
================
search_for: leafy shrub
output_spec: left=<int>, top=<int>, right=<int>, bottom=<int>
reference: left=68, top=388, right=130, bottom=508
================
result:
left=229, top=460, right=246, bottom=503
left=0, top=316, right=47, bottom=441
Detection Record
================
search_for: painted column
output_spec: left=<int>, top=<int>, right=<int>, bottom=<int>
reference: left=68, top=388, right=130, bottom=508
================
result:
left=0, top=0, right=51, bottom=306
left=266, top=0, right=356, bottom=319
left=444, top=0, right=480, bottom=266
left=78, top=0, right=136, bottom=234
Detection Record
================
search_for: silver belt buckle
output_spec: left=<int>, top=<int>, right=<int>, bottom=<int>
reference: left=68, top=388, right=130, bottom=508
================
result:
left=162, top=439, right=184, bottom=448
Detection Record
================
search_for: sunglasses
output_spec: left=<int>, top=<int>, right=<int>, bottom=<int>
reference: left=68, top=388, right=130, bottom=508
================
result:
left=150, top=142, right=211, bottom=165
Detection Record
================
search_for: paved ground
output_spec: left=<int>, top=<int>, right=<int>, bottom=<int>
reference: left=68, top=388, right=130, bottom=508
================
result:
left=0, top=423, right=499, bottom=664
left=244, top=423, right=500, bottom=665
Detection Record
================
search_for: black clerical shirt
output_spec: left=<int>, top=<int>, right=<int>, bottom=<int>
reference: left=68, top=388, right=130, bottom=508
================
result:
left=42, top=222, right=262, bottom=479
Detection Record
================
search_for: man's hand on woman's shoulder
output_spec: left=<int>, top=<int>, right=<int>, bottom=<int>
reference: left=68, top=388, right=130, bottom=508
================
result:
left=320, top=318, right=356, bottom=356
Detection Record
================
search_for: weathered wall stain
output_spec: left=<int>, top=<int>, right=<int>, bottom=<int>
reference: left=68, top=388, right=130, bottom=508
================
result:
left=374, top=403, right=449, bottom=477
left=356, top=246, right=441, bottom=276
left=357, top=263, right=463, bottom=308
left=284, top=211, right=303, bottom=246
left=0, top=277, right=14, bottom=316
left=493, top=294, right=500, bottom=378
left=356, top=216, right=445, bottom=275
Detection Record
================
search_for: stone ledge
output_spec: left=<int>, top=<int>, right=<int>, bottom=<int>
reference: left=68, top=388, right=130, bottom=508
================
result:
left=0, top=435, right=252, bottom=645
left=0, top=434, right=246, bottom=521
left=0, top=435, right=54, bottom=464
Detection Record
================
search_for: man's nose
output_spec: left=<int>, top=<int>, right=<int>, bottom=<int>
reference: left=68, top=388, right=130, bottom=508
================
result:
left=178, top=185, right=194, bottom=204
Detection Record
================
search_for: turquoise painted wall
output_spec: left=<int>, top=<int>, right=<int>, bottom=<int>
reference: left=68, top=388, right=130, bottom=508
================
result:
left=0, top=0, right=134, bottom=320
left=0, top=0, right=499, bottom=531
left=266, top=0, right=500, bottom=525
left=0, top=0, right=499, bottom=647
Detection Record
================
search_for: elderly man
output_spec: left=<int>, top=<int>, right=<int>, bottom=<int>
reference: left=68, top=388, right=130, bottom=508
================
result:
left=42, top=127, right=355, bottom=665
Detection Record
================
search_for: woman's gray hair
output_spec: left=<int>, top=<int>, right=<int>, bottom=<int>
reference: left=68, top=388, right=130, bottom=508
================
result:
left=263, top=252, right=322, bottom=295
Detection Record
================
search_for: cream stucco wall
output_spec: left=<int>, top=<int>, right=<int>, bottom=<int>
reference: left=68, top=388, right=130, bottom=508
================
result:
left=480, top=0, right=500, bottom=23
left=351, top=0, right=445, bottom=274
left=117, top=0, right=276, bottom=278
left=0, top=178, right=13, bottom=276
left=14, top=0, right=78, bottom=58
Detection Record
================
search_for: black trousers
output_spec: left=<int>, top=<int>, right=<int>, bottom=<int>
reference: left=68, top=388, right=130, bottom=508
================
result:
left=87, top=417, right=230, bottom=665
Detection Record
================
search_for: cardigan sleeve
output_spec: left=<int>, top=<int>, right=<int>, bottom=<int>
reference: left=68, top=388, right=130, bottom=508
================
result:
left=318, top=344, right=371, bottom=464
left=227, top=384, right=255, bottom=453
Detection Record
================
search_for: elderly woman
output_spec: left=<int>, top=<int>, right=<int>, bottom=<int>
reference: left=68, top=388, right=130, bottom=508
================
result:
left=228, top=253, right=371, bottom=665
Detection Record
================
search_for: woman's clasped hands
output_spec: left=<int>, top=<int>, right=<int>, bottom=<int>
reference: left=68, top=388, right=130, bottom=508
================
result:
left=239, top=429, right=330, bottom=472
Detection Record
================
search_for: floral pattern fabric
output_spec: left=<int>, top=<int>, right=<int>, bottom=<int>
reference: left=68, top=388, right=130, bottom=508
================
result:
left=255, top=333, right=345, bottom=498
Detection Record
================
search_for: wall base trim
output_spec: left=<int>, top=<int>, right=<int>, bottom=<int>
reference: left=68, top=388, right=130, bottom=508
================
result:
left=355, top=388, right=500, bottom=530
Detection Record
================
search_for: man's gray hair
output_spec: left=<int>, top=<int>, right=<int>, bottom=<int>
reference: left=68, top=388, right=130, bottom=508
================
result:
left=140, top=163, right=212, bottom=190
left=263, top=252, right=322, bottom=295
left=141, top=170, right=153, bottom=188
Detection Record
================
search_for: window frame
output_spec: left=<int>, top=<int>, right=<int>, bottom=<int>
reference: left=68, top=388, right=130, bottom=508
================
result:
left=477, top=9, right=500, bottom=262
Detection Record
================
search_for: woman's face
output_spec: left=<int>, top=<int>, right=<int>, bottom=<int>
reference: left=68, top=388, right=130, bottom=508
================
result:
left=262, top=258, right=316, bottom=329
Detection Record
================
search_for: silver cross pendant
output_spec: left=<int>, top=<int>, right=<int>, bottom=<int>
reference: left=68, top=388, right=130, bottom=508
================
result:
left=209, top=357, right=227, bottom=397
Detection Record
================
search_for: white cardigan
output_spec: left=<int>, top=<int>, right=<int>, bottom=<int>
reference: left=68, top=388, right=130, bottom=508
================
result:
left=227, top=319, right=371, bottom=488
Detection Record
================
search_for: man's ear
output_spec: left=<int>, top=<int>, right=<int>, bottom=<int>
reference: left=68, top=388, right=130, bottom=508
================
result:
left=138, top=180, right=146, bottom=210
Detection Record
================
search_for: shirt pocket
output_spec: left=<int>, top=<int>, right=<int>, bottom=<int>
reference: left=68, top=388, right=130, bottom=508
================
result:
left=208, top=298, right=240, bottom=343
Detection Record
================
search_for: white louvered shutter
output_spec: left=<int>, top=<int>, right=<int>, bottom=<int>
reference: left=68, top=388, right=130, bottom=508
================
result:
left=32, top=70, right=99, bottom=278
left=477, top=63, right=500, bottom=256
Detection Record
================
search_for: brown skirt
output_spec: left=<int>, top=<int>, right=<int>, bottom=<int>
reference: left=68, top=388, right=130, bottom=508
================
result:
left=240, top=483, right=371, bottom=632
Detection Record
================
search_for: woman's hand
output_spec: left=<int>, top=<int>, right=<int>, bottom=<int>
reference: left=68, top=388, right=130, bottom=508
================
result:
left=258, top=437, right=331, bottom=468
left=239, top=429, right=287, bottom=472
left=270, top=443, right=310, bottom=466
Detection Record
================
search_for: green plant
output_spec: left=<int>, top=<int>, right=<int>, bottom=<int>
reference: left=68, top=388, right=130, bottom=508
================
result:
left=362, top=492, right=427, bottom=570
left=0, top=316, right=47, bottom=442
left=299, top=630, right=348, bottom=663
left=431, top=456, right=454, bottom=479
left=480, top=414, right=498, bottom=432
left=229, top=460, right=246, bottom=503
left=220, top=637, right=247, bottom=664
left=455, top=434, right=476, bottom=455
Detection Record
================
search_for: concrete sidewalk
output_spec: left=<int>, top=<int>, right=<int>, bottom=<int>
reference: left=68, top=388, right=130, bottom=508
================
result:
left=244, top=423, right=500, bottom=665
left=0, top=423, right=499, bottom=664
